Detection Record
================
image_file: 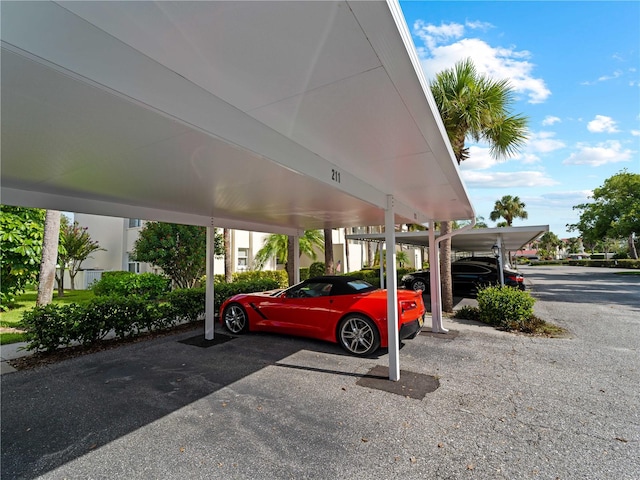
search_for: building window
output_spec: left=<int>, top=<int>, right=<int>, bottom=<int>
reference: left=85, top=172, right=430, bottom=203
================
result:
left=128, top=218, right=142, bottom=228
left=237, top=248, right=249, bottom=271
left=128, top=262, right=140, bottom=274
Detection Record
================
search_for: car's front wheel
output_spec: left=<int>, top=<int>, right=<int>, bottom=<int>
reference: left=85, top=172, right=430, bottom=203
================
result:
left=411, top=278, right=428, bottom=292
left=337, top=314, right=380, bottom=356
left=223, top=303, right=249, bottom=334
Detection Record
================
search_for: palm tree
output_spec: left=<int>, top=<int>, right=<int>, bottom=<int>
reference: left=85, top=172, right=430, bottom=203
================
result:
left=490, top=195, right=529, bottom=226
left=223, top=228, right=232, bottom=282
left=254, top=230, right=325, bottom=283
left=430, top=58, right=528, bottom=311
left=324, top=228, right=334, bottom=274
left=36, top=210, right=61, bottom=306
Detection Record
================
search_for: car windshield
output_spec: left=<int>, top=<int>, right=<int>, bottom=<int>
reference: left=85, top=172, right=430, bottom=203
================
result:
left=346, top=279, right=376, bottom=292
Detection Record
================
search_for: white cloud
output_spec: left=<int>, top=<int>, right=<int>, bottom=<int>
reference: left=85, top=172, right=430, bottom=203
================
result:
left=587, top=115, right=619, bottom=133
left=631, top=130, right=640, bottom=136
left=459, top=145, right=498, bottom=170
left=413, top=21, right=551, bottom=104
left=461, top=170, right=559, bottom=188
left=562, top=140, right=634, bottom=166
left=527, top=131, right=566, bottom=153
left=542, top=116, right=561, bottom=126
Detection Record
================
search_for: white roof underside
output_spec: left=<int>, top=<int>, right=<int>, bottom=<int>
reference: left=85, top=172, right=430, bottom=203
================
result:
left=1, top=1, right=474, bottom=234
left=346, top=226, right=549, bottom=253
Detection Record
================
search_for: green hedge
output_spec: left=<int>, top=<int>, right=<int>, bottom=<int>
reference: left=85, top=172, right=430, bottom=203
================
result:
left=476, top=286, right=535, bottom=330
left=347, top=267, right=416, bottom=288
left=91, top=272, right=171, bottom=299
left=22, top=278, right=280, bottom=353
left=213, top=270, right=288, bottom=287
left=566, top=259, right=640, bottom=269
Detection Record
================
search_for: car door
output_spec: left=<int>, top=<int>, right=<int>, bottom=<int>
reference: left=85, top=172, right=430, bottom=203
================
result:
left=452, top=264, right=494, bottom=295
left=259, top=281, right=332, bottom=336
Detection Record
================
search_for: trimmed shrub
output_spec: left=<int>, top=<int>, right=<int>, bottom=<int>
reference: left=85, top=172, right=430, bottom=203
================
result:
left=22, top=278, right=282, bottom=353
left=300, top=267, right=310, bottom=281
left=233, top=270, right=289, bottom=288
left=91, top=271, right=170, bottom=299
left=165, top=288, right=205, bottom=323
left=22, top=304, right=78, bottom=352
left=309, top=262, right=325, bottom=278
left=476, top=286, right=535, bottom=330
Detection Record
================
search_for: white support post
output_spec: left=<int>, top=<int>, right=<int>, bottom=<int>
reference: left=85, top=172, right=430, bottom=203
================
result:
left=429, top=222, right=447, bottom=333
left=385, top=195, right=400, bottom=382
left=379, top=242, right=385, bottom=288
left=496, top=236, right=504, bottom=287
left=292, top=234, right=300, bottom=284
left=205, top=225, right=216, bottom=340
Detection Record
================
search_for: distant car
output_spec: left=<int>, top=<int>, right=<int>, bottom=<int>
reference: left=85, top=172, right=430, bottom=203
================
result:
left=454, top=256, right=513, bottom=269
left=401, top=261, right=525, bottom=296
left=220, top=276, right=426, bottom=356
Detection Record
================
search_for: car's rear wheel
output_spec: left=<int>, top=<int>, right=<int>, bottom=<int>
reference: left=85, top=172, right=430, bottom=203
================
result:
left=411, top=278, right=428, bottom=292
left=223, top=303, right=249, bottom=334
left=337, top=314, right=380, bottom=356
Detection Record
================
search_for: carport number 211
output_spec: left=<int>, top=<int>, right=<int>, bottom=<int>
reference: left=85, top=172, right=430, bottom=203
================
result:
left=331, top=168, right=341, bottom=184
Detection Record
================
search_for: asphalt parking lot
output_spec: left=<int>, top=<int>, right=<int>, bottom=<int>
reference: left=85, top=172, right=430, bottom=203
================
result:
left=1, top=266, right=639, bottom=479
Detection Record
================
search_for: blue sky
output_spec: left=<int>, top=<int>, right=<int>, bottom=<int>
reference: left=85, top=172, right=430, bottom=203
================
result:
left=400, top=1, right=640, bottom=238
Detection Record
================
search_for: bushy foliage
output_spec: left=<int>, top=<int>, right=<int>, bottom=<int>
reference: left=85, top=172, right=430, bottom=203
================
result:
left=165, top=288, right=205, bottom=323
left=309, top=262, right=325, bottom=278
left=476, top=286, right=535, bottom=330
left=22, top=278, right=279, bottom=353
left=0, top=206, right=45, bottom=308
left=232, top=270, right=288, bottom=288
left=91, top=272, right=170, bottom=299
left=566, top=258, right=639, bottom=269
left=131, top=222, right=223, bottom=288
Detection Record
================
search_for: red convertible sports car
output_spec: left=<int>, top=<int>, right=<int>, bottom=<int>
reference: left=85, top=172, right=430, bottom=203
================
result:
left=220, top=276, right=426, bottom=356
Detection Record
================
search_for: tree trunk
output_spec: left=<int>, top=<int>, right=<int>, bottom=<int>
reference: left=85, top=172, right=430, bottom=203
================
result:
left=324, top=228, right=334, bottom=274
left=223, top=228, right=232, bottom=282
left=439, top=221, right=454, bottom=312
left=344, top=227, right=350, bottom=273
left=629, top=233, right=638, bottom=259
left=286, top=236, right=295, bottom=286
left=37, top=210, right=61, bottom=306
left=367, top=226, right=375, bottom=267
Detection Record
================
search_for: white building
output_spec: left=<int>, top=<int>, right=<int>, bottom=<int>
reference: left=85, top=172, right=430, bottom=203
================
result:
left=71, top=214, right=423, bottom=288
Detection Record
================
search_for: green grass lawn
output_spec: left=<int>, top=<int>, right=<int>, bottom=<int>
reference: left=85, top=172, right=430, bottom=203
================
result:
left=0, top=288, right=95, bottom=345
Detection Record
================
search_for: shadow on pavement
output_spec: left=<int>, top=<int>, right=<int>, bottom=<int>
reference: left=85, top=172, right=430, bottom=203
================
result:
left=1, top=327, right=386, bottom=479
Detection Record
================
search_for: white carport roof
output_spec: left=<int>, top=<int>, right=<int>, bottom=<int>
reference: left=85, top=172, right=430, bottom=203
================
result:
left=1, top=0, right=474, bottom=234
left=346, top=225, right=549, bottom=253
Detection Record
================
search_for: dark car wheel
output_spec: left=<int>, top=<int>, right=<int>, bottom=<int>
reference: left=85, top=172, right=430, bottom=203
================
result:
left=411, top=278, right=428, bottom=292
left=337, top=314, right=380, bottom=356
left=223, top=303, right=249, bottom=334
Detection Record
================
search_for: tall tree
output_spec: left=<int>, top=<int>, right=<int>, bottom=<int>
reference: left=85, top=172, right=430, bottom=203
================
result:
left=223, top=228, right=232, bottom=282
left=131, top=222, right=223, bottom=289
left=0, top=206, right=45, bottom=309
left=36, top=210, right=61, bottom=306
left=56, top=219, right=105, bottom=295
left=570, top=169, right=640, bottom=259
left=536, top=231, right=561, bottom=260
left=490, top=195, right=529, bottom=227
left=430, top=58, right=528, bottom=311
left=324, top=228, right=334, bottom=274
